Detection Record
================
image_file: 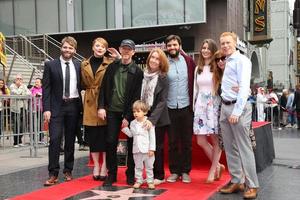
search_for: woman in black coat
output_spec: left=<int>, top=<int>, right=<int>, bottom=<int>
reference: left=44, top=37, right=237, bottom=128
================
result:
left=141, top=48, right=170, bottom=185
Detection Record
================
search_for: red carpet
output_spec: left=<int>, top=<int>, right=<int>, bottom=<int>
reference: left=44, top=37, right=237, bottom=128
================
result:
left=9, top=167, right=230, bottom=200
left=252, top=121, right=271, bottom=128
left=9, top=132, right=236, bottom=200
left=10, top=122, right=268, bottom=199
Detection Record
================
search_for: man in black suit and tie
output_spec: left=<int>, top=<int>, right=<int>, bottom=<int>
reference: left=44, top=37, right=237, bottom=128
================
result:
left=42, top=36, right=82, bottom=186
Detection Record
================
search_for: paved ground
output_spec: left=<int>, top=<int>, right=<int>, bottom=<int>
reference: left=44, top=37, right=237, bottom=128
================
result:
left=210, top=127, right=300, bottom=200
left=0, top=127, right=300, bottom=200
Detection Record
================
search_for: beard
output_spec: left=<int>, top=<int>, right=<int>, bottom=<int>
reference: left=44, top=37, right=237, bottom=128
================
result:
left=167, top=50, right=180, bottom=58
left=61, top=52, right=75, bottom=60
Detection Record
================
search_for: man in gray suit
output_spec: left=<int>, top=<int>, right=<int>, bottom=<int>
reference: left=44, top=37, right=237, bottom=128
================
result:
left=218, top=32, right=259, bottom=199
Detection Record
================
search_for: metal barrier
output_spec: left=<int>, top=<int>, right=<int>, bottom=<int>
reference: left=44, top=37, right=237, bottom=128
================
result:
left=251, top=101, right=282, bottom=129
left=0, top=95, right=47, bottom=157
left=6, top=34, right=84, bottom=65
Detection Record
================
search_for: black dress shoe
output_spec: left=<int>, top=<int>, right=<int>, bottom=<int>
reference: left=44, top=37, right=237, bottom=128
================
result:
left=93, top=175, right=100, bottom=181
left=99, top=176, right=107, bottom=181
left=102, top=175, right=116, bottom=186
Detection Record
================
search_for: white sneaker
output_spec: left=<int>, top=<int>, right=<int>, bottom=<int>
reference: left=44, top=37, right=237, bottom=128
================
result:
left=19, top=143, right=26, bottom=147
left=13, top=145, right=19, bottom=148
left=285, top=124, right=292, bottom=128
left=38, top=141, right=46, bottom=145
left=166, top=174, right=179, bottom=182
left=293, top=124, right=298, bottom=128
left=154, top=179, right=166, bottom=185
left=182, top=173, right=191, bottom=183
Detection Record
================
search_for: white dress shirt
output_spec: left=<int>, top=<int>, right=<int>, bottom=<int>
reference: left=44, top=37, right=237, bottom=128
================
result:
left=221, top=51, right=251, bottom=116
left=60, top=56, right=79, bottom=98
left=122, top=118, right=156, bottom=154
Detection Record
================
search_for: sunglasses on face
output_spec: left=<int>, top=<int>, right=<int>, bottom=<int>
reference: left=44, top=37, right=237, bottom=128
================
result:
left=215, top=56, right=226, bottom=62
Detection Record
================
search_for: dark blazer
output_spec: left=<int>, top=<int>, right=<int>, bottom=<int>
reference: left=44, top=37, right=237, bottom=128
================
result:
left=180, top=51, right=196, bottom=109
left=148, top=74, right=170, bottom=127
left=98, top=59, right=143, bottom=121
left=42, top=58, right=82, bottom=117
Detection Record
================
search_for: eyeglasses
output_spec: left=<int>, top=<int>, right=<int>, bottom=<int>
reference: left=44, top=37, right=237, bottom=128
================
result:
left=215, top=56, right=226, bottom=62
left=16, top=78, right=23, bottom=80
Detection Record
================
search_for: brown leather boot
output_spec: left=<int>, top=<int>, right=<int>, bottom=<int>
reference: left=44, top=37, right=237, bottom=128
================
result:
left=63, top=172, right=73, bottom=181
left=243, top=188, right=258, bottom=199
left=219, top=182, right=245, bottom=194
left=44, top=176, right=58, bottom=186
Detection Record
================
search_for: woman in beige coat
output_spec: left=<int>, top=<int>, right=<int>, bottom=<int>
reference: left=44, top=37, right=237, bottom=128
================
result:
left=81, top=37, right=119, bottom=181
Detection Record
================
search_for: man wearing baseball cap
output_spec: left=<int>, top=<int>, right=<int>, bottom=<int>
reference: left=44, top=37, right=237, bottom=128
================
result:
left=120, top=39, right=135, bottom=49
left=98, top=39, right=143, bottom=186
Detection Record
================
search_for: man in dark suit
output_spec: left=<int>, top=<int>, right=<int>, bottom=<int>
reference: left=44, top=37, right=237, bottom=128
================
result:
left=98, top=39, right=143, bottom=186
left=42, top=36, right=82, bottom=186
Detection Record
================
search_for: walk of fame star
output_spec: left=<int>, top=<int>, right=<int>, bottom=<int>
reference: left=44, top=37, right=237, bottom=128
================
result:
left=65, top=186, right=166, bottom=200
left=81, top=188, right=155, bottom=200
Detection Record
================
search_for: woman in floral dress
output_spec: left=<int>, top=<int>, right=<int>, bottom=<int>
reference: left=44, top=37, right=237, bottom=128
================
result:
left=193, top=39, right=225, bottom=183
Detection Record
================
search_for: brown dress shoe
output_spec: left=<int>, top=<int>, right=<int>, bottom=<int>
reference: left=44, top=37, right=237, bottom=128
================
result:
left=219, top=183, right=245, bottom=194
left=243, top=188, right=258, bottom=199
left=44, top=176, right=58, bottom=186
left=64, top=172, right=73, bottom=181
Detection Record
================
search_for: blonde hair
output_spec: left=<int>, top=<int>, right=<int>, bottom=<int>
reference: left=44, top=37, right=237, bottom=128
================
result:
left=146, top=48, right=169, bottom=75
left=220, top=32, right=237, bottom=43
left=132, top=100, right=150, bottom=113
left=92, top=37, right=108, bottom=49
left=61, top=36, right=77, bottom=49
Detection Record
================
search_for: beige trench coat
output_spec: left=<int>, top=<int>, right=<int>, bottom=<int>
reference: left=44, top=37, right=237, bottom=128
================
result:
left=81, top=56, right=113, bottom=126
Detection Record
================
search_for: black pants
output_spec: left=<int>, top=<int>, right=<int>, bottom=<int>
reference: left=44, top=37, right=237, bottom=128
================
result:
left=11, top=109, right=25, bottom=145
left=168, top=107, right=193, bottom=175
left=296, top=109, right=300, bottom=128
left=106, top=111, right=134, bottom=179
left=153, top=125, right=168, bottom=180
left=48, top=100, right=80, bottom=177
left=76, top=114, right=88, bottom=146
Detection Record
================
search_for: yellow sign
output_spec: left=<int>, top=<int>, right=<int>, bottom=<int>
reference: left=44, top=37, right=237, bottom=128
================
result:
left=0, top=32, right=7, bottom=67
left=249, top=0, right=273, bottom=45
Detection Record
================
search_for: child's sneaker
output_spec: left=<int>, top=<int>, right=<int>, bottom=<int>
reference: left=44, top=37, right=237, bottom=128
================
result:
left=148, top=182, right=155, bottom=190
left=133, top=182, right=142, bottom=189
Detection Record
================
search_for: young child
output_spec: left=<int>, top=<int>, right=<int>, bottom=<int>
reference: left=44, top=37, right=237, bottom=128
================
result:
left=121, top=100, right=156, bottom=189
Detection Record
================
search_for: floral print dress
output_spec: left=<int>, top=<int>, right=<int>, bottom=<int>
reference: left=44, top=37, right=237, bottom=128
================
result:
left=193, top=65, right=221, bottom=135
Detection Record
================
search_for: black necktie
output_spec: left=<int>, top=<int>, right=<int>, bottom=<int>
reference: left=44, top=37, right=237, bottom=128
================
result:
left=65, top=62, right=70, bottom=98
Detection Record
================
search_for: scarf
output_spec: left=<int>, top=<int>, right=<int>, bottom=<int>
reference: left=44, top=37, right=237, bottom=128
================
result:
left=141, top=69, right=159, bottom=108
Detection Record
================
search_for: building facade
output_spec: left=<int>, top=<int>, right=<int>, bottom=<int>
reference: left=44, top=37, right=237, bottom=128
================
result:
left=1, top=0, right=284, bottom=88
left=267, top=0, right=296, bottom=89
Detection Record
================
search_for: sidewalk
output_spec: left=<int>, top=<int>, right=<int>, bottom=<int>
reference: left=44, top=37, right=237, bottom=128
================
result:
left=0, top=143, right=89, bottom=176
left=210, top=127, right=300, bottom=200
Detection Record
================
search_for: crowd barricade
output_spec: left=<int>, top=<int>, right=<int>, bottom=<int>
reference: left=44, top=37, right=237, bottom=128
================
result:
left=0, top=95, right=47, bottom=157
left=250, top=100, right=281, bottom=129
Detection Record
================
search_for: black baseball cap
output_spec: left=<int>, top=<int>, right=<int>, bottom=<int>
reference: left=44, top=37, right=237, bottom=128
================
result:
left=120, top=39, right=135, bottom=50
